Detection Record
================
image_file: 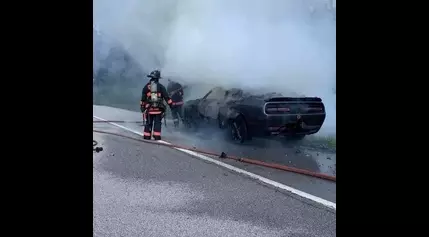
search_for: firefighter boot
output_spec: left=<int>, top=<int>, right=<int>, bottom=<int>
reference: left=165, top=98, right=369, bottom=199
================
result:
left=143, top=132, right=152, bottom=140
left=153, top=131, right=161, bottom=140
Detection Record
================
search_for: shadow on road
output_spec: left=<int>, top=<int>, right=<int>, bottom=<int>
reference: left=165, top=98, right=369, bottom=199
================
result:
left=163, top=124, right=326, bottom=175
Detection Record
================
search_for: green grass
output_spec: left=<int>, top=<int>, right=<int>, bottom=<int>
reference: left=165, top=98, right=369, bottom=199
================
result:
left=306, top=135, right=336, bottom=150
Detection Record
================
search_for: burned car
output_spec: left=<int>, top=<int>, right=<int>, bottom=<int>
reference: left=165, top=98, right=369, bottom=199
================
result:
left=183, top=86, right=326, bottom=143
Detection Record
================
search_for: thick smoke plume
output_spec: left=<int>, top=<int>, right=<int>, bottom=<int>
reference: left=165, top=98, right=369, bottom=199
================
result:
left=93, top=0, right=336, bottom=136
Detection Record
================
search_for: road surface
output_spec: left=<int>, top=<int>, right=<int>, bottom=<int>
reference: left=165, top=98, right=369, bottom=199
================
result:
left=94, top=121, right=336, bottom=237
left=94, top=105, right=336, bottom=202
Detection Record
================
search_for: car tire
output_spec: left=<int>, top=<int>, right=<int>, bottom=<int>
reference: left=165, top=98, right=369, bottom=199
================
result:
left=229, top=115, right=248, bottom=144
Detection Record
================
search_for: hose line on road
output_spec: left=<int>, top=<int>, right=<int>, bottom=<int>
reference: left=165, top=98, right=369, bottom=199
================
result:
left=93, top=120, right=144, bottom=124
left=92, top=128, right=336, bottom=182
left=93, top=140, right=103, bottom=153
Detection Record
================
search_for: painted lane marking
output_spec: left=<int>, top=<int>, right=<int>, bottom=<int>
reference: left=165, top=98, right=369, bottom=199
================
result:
left=93, top=115, right=336, bottom=210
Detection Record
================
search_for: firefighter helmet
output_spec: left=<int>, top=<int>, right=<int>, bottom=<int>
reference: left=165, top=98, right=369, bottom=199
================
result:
left=147, top=70, right=161, bottom=79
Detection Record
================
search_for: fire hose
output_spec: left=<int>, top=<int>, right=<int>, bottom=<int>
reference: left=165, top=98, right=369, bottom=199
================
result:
left=93, top=140, right=103, bottom=153
left=92, top=123, right=336, bottom=182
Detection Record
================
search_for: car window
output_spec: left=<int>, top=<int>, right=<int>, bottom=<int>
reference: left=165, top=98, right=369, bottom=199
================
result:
left=205, top=87, right=226, bottom=100
left=229, top=88, right=243, bottom=98
left=202, top=90, right=214, bottom=100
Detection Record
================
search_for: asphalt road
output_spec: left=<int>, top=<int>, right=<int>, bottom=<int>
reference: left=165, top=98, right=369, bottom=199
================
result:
left=93, top=105, right=336, bottom=202
left=93, top=122, right=336, bottom=237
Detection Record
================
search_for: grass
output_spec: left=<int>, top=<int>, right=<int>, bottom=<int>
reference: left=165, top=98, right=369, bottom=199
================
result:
left=305, top=135, right=336, bottom=151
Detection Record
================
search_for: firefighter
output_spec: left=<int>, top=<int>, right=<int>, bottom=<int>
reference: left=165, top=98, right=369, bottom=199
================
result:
left=167, top=79, right=185, bottom=127
left=140, top=70, right=173, bottom=140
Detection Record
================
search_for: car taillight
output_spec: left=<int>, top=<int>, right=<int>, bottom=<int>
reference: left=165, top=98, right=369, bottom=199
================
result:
left=266, top=107, right=290, bottom=112
left=265, top=103, right=291, bottom=114
left=306, top=103, right=324, bottom=113
left=277, top=107, right=290, bottom=112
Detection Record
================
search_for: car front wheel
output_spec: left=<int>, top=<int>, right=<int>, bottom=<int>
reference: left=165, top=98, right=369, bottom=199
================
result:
left=229, top=115, right=248, bottom=144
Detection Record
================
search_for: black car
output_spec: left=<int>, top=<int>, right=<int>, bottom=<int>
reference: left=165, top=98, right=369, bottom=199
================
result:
left=183, top=86, right=326, bottom=143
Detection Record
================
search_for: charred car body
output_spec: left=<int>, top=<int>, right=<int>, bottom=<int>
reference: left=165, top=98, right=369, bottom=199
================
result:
left=183, top=87, right=326, bottom=143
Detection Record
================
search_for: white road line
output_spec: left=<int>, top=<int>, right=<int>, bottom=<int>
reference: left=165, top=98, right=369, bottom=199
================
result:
left=93, top=115, right=336, bottom=210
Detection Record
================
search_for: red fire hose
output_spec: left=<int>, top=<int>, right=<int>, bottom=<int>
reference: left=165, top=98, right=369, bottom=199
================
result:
left=92, top=122, right=336, bottom=182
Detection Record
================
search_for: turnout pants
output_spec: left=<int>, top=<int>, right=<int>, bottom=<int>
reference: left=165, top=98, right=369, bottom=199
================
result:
left=171, top=104, right=184, bottom=127
left=143, top=110, right=163, bottom=140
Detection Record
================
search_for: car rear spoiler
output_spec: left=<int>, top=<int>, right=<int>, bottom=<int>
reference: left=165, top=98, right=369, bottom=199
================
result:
left=265, top=97, right=322, bottom=102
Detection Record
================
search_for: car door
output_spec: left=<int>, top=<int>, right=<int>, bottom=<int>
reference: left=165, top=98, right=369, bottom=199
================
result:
left=198, top=87, right=226, bottom=119
left=197, top=90, right=213, bottom=116
left=218, top=90, right=233, bottom=118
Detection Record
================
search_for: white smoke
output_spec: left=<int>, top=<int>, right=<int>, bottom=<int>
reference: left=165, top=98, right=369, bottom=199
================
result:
left=93, top=0, right=336, bottom=136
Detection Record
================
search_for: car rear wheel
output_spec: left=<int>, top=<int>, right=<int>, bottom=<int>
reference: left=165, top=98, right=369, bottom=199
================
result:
left=229, top=115, right=248, bottom=144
